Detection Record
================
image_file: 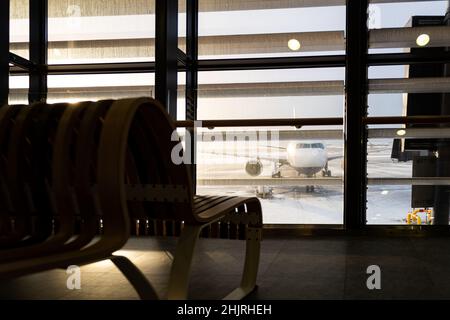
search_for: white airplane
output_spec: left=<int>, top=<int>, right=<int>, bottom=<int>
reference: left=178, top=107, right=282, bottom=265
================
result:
left=207, top=141, right=342, bottom=194
left=247, top=141, right=340, bottom=173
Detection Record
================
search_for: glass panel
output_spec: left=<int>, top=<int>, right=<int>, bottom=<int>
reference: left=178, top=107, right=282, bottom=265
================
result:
left=198, top=1, right=346, bottom=59
left=178, top=72, right=186, bottom=120
left=195, top=69, right=344, bottom=224
left=198, top=68, right=345, bottom=119
left=10, top=0, right=29, bottom=59
left=178, top=0, right=186, bottom=52
left=368, top=1, right=450, bottom=53
left=368, top=0, right=448, bottom=29
left=367, top=57, right=450, bottom=225
left=47, top=0, right=155, bottom=64
left=9, top=76, right=29, bottom=104
left=366, top=128, right=450, bottom=226
left=44, top=73, right=155, bottom=103
left=368, top=65, right=450, bottom=117
left=196, top=126, right=344, bottom=225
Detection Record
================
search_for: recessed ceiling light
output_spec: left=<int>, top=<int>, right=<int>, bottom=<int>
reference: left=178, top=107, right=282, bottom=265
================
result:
left=288, top=39, right=301, bottom=51
left=396, top=129, right=406, bottom=136
left=381, top=190, right=389, bottom=195
left=416, top=34, right=430, bottom=47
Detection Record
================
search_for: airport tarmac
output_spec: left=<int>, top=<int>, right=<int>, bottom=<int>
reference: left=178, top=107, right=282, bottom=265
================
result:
left=196, top=139, right=415, bottom=225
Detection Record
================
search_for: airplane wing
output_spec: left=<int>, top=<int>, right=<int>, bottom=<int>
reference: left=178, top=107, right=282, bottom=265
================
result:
left=198, top=149, right=288, bottom=164
left=327, top=155, right=343, bottom=161
left=267, top=144, right=343, bottom=163
left=265, top=145, right=287, bottom=150
left=197, top=177, right=342, bottom=186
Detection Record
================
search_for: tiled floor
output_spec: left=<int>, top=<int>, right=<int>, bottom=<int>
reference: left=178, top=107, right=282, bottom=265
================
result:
left=1, top=236, right=450, bottom=300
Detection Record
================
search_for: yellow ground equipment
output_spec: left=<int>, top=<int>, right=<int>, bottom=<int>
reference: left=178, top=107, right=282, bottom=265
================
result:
left=406, top=208, right=433, bottom=225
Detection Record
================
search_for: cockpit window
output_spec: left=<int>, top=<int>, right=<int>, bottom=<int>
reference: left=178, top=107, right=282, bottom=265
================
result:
left=311, top=143, right=325, bottom=149
left=297, top=143, right=325, bottom=149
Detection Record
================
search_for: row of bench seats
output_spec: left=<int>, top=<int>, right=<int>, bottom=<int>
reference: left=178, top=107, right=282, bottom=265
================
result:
left=0, top=98, right=263, bottom=299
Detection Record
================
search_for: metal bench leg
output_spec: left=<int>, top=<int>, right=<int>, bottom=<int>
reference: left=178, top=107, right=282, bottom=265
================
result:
left=109, top=255, right=159, bottom=300
left=167, top=222, right=262, bottom=300
left=167, top=225, right=202, bottom=300
left=223, top=226, right=262, bottom=300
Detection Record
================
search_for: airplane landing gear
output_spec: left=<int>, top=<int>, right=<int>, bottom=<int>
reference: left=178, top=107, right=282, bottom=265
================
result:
left=322, top=163, right=332, bottom=177
left=272, top=162, right=282, bottom=178
left=272, top=171, right=281, bottom=178
left=322, top=170, right=331, bottom=177
left=255, top=186, right=273, bottom=199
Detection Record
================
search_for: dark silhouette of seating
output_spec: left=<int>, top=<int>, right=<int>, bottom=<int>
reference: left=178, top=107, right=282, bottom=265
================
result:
left=0, top=98, right=263, bottom=300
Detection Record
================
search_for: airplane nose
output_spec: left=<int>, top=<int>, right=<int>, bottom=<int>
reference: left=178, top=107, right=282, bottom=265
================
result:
left=294, top=150, right=325, bottom=168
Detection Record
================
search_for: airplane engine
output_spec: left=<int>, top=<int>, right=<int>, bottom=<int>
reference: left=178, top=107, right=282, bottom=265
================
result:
left=245, top=160, right=263, bottom=177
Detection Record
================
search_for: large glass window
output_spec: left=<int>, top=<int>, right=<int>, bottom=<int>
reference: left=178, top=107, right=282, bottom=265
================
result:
left=195, top=69, right=345, bottom=224
left=198, top=1, right=346, bottom=59
left=368, top=1, right=450, bottom=54
left=46, top=0, right=155, bottom=64
left=45, top=73, right=155, bottom=103
left=7, top=0, right=450, bottom=229
left=366, top=128, right=450, bottom=225
left=364, top=1, right=450, bottom=226
left=10, top=0, right=29, bottom=59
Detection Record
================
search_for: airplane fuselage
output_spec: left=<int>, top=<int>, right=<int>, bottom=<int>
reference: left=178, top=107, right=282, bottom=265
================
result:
left=286, top=142, right=329, bottom=176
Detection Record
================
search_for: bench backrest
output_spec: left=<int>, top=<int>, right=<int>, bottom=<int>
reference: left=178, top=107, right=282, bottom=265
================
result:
left=99, top=98, right=196, bottom=228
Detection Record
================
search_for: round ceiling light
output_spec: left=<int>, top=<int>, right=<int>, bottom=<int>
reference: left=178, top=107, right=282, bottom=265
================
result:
left=288, top=39, right=301, bottom=51
left=416, top=34, right=430, bottom=47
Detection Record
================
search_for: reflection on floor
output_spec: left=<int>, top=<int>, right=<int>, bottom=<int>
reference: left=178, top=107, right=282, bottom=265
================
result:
left=1, top=235, right=450, bottom=300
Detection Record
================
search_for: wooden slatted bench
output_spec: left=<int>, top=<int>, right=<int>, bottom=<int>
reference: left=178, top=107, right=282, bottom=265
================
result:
left=0, top=98, right=263, bottom=300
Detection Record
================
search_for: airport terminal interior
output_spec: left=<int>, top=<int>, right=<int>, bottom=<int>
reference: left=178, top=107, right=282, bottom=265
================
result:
left=2, top=0, right=450, bottom=300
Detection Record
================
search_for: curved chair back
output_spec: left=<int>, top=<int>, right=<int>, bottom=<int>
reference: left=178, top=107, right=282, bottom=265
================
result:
left=98, top=98, right=196, bottom=228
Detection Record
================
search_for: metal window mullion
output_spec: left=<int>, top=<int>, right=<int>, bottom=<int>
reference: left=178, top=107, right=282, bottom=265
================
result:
left=344, top=0, right=369, bottom=230
left=155, top=0, right=178, bottom=117
left=29, top=0, right=48, bottom=104
left=9, top=52, right=450, bottom=77
left=368, top=52, right=450, bottom=66
left=0, top=1, right=9, bottom=105
left=185, top=0, right=199, bottom=193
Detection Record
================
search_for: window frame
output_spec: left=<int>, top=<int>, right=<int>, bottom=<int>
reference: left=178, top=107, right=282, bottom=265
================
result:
left=5, top=0, right=450, bottom=235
